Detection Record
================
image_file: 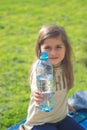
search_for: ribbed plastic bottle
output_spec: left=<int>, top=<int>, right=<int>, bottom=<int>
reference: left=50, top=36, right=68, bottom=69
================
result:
left=36, top=52, right=54, bottom=112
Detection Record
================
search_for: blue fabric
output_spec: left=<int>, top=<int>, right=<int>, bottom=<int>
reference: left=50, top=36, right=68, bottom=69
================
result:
left=6, top=120, right=26, bottom=130
left=80, top=119, right=87, bottom=130
left=32, top=116, right=85, bottom=130
left=69, top=109, right=87, bottom=122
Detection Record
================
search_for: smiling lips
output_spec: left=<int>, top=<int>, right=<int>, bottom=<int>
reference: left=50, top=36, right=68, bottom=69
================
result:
left=49, top=57, right=58, bottom=60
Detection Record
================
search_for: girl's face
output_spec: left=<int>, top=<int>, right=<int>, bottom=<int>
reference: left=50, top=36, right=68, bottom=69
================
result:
left=40, top=37, right=65, bottom=67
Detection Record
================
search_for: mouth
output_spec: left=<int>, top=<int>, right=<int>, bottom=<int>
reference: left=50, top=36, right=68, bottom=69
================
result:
left=49, top=57, right=58, bottom=59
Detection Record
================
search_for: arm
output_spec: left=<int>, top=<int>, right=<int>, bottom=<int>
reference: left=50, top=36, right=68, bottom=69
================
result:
left=30, top=60, right=44, bottom=108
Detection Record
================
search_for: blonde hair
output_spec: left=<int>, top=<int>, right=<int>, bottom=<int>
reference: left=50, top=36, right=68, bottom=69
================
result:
left=35, top=25, right=74, bottom=90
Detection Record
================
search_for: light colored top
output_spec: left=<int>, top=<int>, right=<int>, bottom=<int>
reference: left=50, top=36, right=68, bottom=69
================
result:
left=24, top=60, right=68, bottom=130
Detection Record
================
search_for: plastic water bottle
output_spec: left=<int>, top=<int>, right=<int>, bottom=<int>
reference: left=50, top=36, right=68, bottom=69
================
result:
left=36, top=52, right=54, bottom=112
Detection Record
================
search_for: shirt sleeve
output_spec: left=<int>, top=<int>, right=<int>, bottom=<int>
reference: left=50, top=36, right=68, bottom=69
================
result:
left=30, top=60, right=39, bottom=91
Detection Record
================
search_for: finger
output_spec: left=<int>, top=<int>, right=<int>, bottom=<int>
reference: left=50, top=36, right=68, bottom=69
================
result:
left=72, top=107, right=77, bottom=114
left=33, top=96, right=43, bottom=102
left=34, top=102, right=40, bottom=108
left=70, top=106, right=77, bottom=114
left=33, top=91, right=43, bottom=98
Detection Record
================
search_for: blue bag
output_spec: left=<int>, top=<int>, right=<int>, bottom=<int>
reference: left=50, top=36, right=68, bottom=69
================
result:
left=68, top=90, right=87, bottom=110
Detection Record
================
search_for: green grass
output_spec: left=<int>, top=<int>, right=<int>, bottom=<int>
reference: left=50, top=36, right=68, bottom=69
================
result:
left=0, top=0, right=87, bottom=129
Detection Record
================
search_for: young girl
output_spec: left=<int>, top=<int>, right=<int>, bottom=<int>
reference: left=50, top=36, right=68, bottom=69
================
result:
left=20, top=25, right=84, bottom=130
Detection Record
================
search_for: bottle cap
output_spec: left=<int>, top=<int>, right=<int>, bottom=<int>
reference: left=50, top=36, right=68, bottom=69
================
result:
left=40, top=52, right=48, bottom=59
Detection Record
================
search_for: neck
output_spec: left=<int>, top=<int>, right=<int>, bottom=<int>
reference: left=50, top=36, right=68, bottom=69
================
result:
left=53, top=63, right=61, bottom=68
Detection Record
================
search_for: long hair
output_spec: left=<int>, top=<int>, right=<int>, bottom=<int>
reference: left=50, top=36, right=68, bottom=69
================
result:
left=35, top=25, right=74, bottom=90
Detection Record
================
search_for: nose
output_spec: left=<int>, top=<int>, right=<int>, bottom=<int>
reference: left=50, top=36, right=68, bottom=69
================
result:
left=50, top=49, right=56, bottom=55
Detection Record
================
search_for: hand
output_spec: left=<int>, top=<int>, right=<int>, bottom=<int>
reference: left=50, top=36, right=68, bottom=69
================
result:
left=33, top=90, right=43, bottom=108
left=19, top=125, right=25, bottom=130
left=68, top=104, right=77, bottom=114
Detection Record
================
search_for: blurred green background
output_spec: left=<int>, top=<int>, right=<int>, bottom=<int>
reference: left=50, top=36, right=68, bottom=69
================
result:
left=0, top=0, right=87, bottom=129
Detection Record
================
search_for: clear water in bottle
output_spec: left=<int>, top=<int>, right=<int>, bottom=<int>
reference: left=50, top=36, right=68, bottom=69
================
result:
left=36, top=52, right=54, bottom=112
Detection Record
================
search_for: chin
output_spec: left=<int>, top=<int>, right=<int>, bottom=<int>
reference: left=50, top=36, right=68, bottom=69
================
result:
left=52, top=63, right=58, bottom=66
left=52, top=62, right=61, bottom=67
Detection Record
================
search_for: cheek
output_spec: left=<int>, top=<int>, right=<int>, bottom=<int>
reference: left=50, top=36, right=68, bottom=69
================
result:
left=40, top=49, right=50, bottom=58
left=59, top=49, right=65, bottom=57
left=40, top=46, right=45, bottom=52
left=41, top=47, right=49, bottom=53
left=62, top=50, right=66, bottom=58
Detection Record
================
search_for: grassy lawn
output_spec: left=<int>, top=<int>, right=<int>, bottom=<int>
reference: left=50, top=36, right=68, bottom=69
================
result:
left=0, top=0, right=87, bottom=129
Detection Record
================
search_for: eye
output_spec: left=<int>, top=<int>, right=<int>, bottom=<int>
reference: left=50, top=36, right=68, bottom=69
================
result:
left=56, top=45, right=62, bottom=48
left=44, top=46, right=51, bottom=50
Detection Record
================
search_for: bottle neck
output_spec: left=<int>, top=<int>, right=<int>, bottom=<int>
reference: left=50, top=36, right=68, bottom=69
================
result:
left=40, top=58, right=48, bottom=60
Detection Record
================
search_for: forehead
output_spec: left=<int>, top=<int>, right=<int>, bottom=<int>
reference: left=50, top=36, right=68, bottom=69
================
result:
left=43, top=37, right=64, bottom=46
